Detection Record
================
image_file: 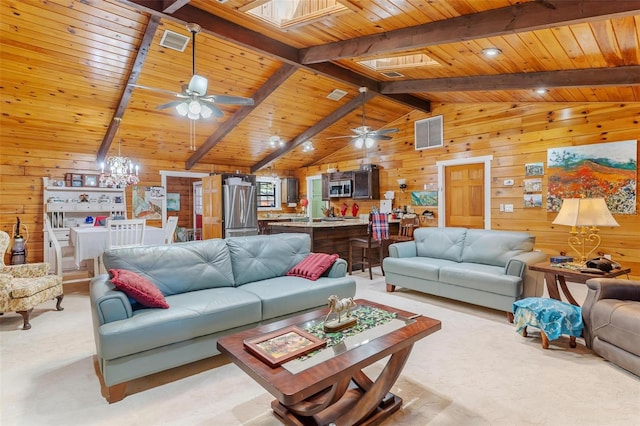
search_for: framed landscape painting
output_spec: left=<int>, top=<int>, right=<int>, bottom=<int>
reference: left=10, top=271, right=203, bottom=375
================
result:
left=546, top=140, right=637, bottom=214
left=411, top=190, right=438, bottom=207
left=167, top=193, right=180, bottom=211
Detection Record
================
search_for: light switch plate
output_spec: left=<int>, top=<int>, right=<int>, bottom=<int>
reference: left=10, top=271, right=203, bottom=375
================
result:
left=504, top=204, right=514, bottom=213
left=504, top=179, right=514, bottom=186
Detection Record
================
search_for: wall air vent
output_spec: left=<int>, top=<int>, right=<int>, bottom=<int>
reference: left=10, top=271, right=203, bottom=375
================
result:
left=381, top=71, right=404, bottom=78
left=327, top=89, right=348, bottom=101
left=415, top=115, right=444, bottom=150
left=159, top=30, right=190, bottom=52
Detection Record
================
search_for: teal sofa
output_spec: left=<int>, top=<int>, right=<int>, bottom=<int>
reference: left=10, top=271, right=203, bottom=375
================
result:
left=89, top=233, right=355, bottom=403
left=383, top=227, right=546, bottom=318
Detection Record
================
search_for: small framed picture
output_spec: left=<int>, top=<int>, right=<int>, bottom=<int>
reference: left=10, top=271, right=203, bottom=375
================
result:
left=243, top=326, right=326, bottom=368
left=83, top=174, right=98, bottom=187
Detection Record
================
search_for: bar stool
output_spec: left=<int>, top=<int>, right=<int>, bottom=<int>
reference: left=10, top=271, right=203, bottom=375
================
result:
left=348, top=213, right=388, bottom=280
left=387, top=215, right=417, bottom=243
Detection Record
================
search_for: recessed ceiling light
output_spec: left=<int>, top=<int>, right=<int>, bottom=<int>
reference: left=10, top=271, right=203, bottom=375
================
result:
left=482, top=47, right=502, bottom=57
left=535, top=88, right=549, bottom=94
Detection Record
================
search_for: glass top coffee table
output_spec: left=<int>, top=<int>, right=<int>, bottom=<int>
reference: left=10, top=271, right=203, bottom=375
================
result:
left=217, top=299, right=441, bottom=426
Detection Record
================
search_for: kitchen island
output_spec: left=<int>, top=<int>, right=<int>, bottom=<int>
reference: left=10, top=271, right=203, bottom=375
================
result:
left=269, top=218, right=399, bottom=271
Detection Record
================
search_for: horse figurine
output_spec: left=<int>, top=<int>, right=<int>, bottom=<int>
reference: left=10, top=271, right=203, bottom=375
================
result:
left=324, top=295, right=357, bottom=329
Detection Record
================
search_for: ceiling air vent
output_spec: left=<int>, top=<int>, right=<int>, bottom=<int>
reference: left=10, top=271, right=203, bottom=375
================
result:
left=415, top=115, right=443, bottom=150
left=381, top=71, right=404, bottom=78
left=327, top=89, right=348, bottom=101
left=159, top=30, right=190, bottom=52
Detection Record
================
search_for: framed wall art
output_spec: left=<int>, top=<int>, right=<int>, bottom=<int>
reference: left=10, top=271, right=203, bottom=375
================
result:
left=523, top=178, right=542, bottom=193
left=83, top=174, right=98, bottom=187
left=243, top=326, right=326, bottom=368
left=525, top=162, right=544, bottom=176
left=546, top=140, right=637, bottom=214
left=166, top=193, right=180, bottom=212
left=524, top=194, right=542, bottom=208
left=411, top=190, right=438, bottom=207
left=132, top=186, right=163, bottom=220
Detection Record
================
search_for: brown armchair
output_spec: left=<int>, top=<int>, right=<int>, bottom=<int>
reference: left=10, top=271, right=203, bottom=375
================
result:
left=0, top=221, right=64, bottom=330
left=582, top=278, right=640, bottom=376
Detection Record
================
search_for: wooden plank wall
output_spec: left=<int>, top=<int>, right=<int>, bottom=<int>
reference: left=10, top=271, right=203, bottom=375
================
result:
left=296, top=102, right=640, bottom=279
left=165, top=177, right=198, bottom=231
left=1, top=102, right=638, bottom=279
left=0, top=151, right=248, bottom=265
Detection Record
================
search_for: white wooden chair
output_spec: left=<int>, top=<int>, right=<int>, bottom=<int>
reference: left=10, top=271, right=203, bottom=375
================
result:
left=44, top=216, right=63, bottom=278
left=164, top=216, right=178, bottom=244
left=106, top=219, right=146, bottom=249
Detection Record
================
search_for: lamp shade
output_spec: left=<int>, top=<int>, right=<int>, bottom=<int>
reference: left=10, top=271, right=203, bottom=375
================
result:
left=552, top=198, right=619, bottom=227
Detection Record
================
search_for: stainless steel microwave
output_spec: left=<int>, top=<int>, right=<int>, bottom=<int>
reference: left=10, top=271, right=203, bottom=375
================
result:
left=329, top=180, right=352, bottom=197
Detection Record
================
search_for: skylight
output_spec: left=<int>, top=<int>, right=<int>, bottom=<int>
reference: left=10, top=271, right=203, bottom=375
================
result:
left=245, top=0, right=347, bottom=28
left=359, top=54, right=440, bottom=73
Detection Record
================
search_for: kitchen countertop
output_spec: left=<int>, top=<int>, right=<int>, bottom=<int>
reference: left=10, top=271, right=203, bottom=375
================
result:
left=268, top=218, right=400, bottom=227
left=268, top=218, right=367, bottom=227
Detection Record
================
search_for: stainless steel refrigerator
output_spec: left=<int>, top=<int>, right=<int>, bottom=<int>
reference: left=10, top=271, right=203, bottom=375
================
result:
left=223, top=183, right=258, bottom=237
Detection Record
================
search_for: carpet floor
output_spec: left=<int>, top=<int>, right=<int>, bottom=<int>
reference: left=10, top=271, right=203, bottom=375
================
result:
left=1, top=269, right=638, bottom=425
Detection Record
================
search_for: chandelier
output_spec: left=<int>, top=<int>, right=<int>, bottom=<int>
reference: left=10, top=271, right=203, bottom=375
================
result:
left=100, top=119, right=139, bottom=188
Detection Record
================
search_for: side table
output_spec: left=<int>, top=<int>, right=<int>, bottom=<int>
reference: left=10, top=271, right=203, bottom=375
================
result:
left=528, top=262, right=631, bottom=306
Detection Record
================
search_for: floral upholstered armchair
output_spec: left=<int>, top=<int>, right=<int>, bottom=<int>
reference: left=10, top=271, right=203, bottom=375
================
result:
left=0, top=225, right=64, bottom=330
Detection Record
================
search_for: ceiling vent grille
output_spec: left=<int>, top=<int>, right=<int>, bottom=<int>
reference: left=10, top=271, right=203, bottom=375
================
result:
left=381, top=71, right=405, bottom=78
left=159, top=30, right=190, bottom=52
left=327, top=89, right=348, bottom=101
left=415, top=115, right=444, bottom=150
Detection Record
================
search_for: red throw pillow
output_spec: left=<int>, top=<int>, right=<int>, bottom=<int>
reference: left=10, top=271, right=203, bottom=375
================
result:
left=286, top=253, right=339, bottom=281
left=109, top=269, right=169, bottom=309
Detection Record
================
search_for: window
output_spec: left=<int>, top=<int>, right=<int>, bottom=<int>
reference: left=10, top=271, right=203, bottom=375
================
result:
left=193, top=182, right=202, bottom=215
left=256, top=177, right=282, bottom=211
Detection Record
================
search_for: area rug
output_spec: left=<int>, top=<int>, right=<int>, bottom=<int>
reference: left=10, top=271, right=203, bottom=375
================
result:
left=1, top=270, right=638, bottom=425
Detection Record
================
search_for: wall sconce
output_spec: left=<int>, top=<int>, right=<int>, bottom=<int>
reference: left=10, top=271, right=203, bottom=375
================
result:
left=397, top=178, right=407, bottom=193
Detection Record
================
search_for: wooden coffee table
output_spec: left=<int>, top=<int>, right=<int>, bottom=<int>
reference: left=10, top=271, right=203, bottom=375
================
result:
left=217, top=299, right=441, bottom=426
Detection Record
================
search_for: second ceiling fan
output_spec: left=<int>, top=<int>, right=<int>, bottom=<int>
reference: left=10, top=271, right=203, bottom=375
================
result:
left=131, top=23, right=254, bottom=120
left=330, top=87, right=398, bottom=148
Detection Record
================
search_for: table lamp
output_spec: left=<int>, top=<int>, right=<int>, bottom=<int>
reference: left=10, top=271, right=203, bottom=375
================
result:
left=552, top=198, right=619, bottom=264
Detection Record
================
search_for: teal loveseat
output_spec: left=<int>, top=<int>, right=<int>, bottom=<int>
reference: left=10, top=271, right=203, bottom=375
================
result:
left=383, top=227, right=546, bottom=318
left=89, top=233, right=355, bottom=403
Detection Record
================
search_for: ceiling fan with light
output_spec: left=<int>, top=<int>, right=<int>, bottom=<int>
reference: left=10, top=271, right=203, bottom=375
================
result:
left=130, top=23, right=254, bottom=120
left=329, top=87, right=398, bottom=148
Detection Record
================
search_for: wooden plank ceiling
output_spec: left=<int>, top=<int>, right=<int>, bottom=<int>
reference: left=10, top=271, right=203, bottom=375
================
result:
left=1, top=0, right=639, bottom=173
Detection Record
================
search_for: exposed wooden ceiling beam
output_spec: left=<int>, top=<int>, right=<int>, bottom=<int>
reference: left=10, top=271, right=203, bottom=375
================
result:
left=120, top=1, right=431, bottom=112
left=305, top=62, right=429, bottom=112
left=185, top=64, right=297, bottom=170
left=300, top=1, right=640, bottom=64
left=381, top=66, right=640, bottom=93
left=161, top=0, right=190, bottom=14
left=97, top=15, right=161, bottom=165
left=251, top=90, right=377, bottom=173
